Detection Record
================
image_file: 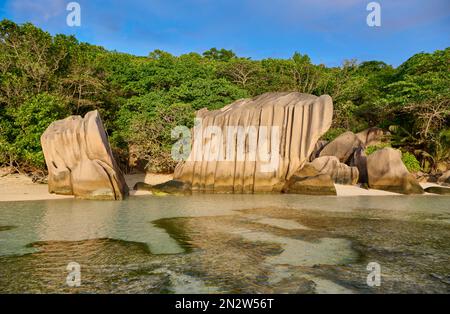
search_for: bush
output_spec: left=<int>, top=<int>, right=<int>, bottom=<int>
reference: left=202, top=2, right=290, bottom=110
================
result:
left=401, top=151, right=421, bottom=173
left=117, top=99, right=195, bottom=173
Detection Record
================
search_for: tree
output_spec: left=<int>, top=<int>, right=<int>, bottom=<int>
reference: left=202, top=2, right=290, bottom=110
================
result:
left=203, top=48, right=237, bottom=62
left=220, top=58, right=260, bottom=90
left=0, top=93, right=68, bottom=171
left=0, top=19, right=448, bottom=175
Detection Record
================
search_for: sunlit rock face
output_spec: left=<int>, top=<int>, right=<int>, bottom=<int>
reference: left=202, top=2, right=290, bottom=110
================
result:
left=174, top=92, right=333, bottom=193
left=282, top=163, right=336, bottom=195
left=310, top=156, right=359, bottom=185
left=367, top=148, right=423, bottom=195
left=41, top=110, right=128, bottom=200
left=319, top=127, right=385, bottom=163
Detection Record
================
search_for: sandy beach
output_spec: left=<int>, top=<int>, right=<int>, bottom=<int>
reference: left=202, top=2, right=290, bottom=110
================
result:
left=0, top=173, right=444, bottom=202
left=0, top=173, right=173, bottom=202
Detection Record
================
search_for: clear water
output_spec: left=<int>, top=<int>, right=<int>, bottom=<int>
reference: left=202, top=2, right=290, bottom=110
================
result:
left=0, top=194, right=449, bottom=293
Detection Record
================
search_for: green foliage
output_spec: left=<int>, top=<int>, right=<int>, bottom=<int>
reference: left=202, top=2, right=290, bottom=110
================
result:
left=203, top=48, right=237, bottom=62
left=365, top=143, right=392, bottom=155
left=322, top=128, right=347, bottom=141
left=0, top=19, right=448, bottom=174
left=401, top=152, right=421, bottom=173
left=0, top=93, right=68, bottom=169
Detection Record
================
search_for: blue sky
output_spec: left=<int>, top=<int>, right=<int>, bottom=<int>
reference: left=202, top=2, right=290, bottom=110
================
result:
left=1, top=0, right=449, bottom=66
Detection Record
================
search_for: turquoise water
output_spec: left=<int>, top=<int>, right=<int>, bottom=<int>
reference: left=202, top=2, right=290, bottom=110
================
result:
left=0, top=195, right=449, bottom=293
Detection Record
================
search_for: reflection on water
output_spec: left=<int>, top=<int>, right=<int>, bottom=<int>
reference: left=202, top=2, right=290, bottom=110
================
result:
left=0, top=194, right=449, bottom=293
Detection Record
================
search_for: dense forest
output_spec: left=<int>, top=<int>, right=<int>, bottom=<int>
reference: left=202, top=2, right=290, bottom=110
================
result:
left=0, top=19, right=449, bottom=176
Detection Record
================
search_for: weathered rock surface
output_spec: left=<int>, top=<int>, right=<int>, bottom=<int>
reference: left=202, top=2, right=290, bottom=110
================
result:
left=308, top=140, right=328, bottom=161
left=319, top=131, right=362, bottom=163
left=356, top=127, right=385, bottom=147
left=174, top=92, right=333, bottom=193
left=310, top=156, right=359, bottom=185
left=134, top=180, right=190, bottom=195
left=319, top=128, right=385, bottom=164
left=282, top=164, right=336, bottom=195
left=437, top=170, right=450, bottom=186
left=366, top=148, right=424, bottom=194
left=41, top=110, right=128, bottom=200
left=349, top=147, right=368, bottom=184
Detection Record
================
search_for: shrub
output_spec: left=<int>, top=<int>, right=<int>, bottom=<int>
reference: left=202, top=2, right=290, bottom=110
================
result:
left=2, top=93, right=68, bottom=170
left=401, top=151, right=421, bottom=173
left=113, top=95, right=195, bottom=172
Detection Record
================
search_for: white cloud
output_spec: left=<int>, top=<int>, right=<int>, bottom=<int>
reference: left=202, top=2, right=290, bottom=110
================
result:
left=8, top=0, right=66, bottom=23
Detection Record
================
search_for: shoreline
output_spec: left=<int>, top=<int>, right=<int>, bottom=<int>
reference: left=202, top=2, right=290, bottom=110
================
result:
left=0, top=173, right=445, bottom=202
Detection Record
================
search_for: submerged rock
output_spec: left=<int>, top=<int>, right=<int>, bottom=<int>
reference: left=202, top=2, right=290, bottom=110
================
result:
left=366, top=148, right=423, bottom=194
left=310, top=156, right=359, bottom=185
left=134, top=180, right=190, bottom=195
left=424, top=186, right=450, bottom=195
left=282, top=164, right=336, bottom=195
left=41, top=110, right=128, bottom=200
left=355, top=127, right=385, bottom=147
left=174, top=92, right=333, bottom=193
left=437, top=170, right=450, bottom=186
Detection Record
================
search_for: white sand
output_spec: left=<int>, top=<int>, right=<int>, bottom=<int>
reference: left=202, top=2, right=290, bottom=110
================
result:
left=0, top=172, right=443, bottom=202
left=335, top=183, right=443, bottom=196
left=334, top=184, right=400, bottom=196
left=0, top=174, right=72, bottom=202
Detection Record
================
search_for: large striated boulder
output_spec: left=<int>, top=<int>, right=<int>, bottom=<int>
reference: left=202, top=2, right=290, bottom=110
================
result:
left=366, top=148, right=423, bottom=194
left=310, top=156, right=359, bottom=185
left=41, top=110, right=129, bottom=200
left=174, top=92, right=333, bottom=193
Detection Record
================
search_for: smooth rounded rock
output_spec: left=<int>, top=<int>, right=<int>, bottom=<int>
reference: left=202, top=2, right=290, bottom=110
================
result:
left=310, top=156, right=359, bottom=185
left=282, top=164, right=336, bottom=195
left=41, top=110, right=129, bottom=200
left=367, top=148, right=423, bottom=194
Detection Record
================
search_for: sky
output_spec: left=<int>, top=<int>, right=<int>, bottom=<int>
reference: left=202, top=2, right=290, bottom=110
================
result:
left=0, top=0, right=449, bottom=67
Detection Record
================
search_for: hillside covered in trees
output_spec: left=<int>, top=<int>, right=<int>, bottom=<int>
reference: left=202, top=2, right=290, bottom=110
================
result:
left=0, top=20, right=448, bottom=176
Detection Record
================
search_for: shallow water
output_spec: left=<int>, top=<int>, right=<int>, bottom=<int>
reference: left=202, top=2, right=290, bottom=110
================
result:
left=0, top=194, right=449, bottom=293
